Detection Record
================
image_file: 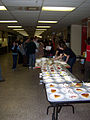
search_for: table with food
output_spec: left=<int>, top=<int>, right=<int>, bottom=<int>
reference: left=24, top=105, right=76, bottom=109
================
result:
left=35, top=57, right=90, bottom=120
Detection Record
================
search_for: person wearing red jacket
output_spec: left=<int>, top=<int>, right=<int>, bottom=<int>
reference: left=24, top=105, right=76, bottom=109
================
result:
left=84, top=37, right=90, bottom=82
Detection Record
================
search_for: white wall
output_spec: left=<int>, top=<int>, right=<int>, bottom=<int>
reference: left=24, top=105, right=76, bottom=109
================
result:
left=71, top=25, right=81, bottom=55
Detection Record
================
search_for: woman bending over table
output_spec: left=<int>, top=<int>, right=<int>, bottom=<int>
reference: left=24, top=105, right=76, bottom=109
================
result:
left=54, top=42, right=76, bottom=73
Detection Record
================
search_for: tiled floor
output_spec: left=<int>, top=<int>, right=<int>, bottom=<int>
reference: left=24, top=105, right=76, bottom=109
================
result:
left=0, top=53, right=90, bottom=120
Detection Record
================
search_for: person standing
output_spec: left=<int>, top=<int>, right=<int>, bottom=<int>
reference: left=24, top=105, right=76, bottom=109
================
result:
left=33, top=36, right=39, bottom=58
left=26, top=37, right=37, bottom=69
left=45, top=41, right=54, bottom=58
left=11, top=41, right=19, bottom=71
left=84, top=37, right=90, bottom=82
left=38, top=41, right=44, bottom=58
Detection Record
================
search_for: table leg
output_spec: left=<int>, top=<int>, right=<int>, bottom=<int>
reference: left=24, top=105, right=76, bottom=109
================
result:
left=56, top=106, right=59, bottom=120
left=52, top=107, right=55, bottom=120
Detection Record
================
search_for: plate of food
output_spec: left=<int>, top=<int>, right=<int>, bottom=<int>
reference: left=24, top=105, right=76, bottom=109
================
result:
left=41, top=57, right=47, bottom=61
left=55, top=78, right=65, bottom=83
left=84, top=83, right=90, bottom=87
left=49, top=93, right=64, bottom=101
left=43, top=75, right=50, bottom=79
left=61, top=88, right=73, bottom=94
left=80, top=93, right=90, bottom=99
left=46, top=83, right=58, bottom=88
left=59, top=83, right=70, bottom=88
left=46, top=88, right=59, bottom=93
left=71, top=83, right=82, bottom=87
left=52, top=74, right=60, bottom=77
left=60, top=71, right=67, bottom=76
left=60, top=61, right=67, bottom=65
left=74, top=88, right=86, bottom=93
left=44, top=79, right=54, bottom=83
left=64, top=76, right=72, bottom=82
left=36, top=59, right=41, bottom=63
left=66, top=93, right=79, bottom=100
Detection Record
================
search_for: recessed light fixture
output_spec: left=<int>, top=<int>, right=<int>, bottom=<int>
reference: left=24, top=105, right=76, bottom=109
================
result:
left=8, top=26, right=22, bottom=28
left=38, top=21, right=58, bottom=23
left=42, top=7, right=75, bottom=11
left=13, top=29, right=24, bottom=31
left=0, top=6, right=7, bottom=10
left=36, top=29, right=47, bottom=31
left=0, top=20, right=18, bottom=23
left=37, top=26, right=51, bottom=28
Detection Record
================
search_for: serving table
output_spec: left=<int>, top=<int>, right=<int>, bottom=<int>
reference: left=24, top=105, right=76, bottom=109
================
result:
left=36, top=57, right=90, bottom=120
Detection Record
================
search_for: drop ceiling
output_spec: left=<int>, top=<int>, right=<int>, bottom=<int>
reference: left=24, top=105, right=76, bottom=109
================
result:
left=0, top=0, right=90, bottom=36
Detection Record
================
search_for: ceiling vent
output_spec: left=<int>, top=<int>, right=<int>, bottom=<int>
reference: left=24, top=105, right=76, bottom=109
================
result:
left=7, top=6, right=41, bottom=11
left=18, top=6, right=40, bottom=11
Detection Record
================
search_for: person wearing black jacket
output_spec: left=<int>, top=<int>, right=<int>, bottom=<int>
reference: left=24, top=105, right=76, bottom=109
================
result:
left=26, top=37, right=37, bottom=69
left=55, top=42, right=76, bottom=73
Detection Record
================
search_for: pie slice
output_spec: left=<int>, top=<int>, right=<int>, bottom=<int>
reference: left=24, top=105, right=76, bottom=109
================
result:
left=51, top=89, right=56, bottom=93
left=50, top=84, right=54, bottom=87
left=81, top=93, right=89, bottom=98
left=75, top=83, right=82, bottom=87
left=54, top=95, right=60, bottom=98
left=76, top=88, right=83, bottom=92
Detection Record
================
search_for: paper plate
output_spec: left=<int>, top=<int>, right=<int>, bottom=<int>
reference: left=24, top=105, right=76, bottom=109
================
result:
left=80, top=93, right=90, bottom=99
left=60, top=61, right=67, bottom=65
left=74, top=88, right=86, bottom=93
left=59, top=83, right=70, bottom=88
left=49, top=93, right=64, bottom=101
left=70, top=83, right=82, bottom=87
left=46, top=83, right=58, bottom=88
left=61, top=88, right=73, bottom=94
left=60, top=71, right=67, bottom=76
left=66, top=93, right=79, bottom=100
left=55, top=78, right=65, bottom=83
left=44, top=79, right=54, bottom=83
left=46, top=88, right=59, bottom=93
left=84, top=83, right=90, bottom=87
left=36, top=59, right=41, bottom=63
left=64, top=76, right=72, bottom=82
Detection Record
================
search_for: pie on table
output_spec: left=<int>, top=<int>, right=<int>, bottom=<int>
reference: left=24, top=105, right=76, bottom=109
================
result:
left=76, top=88, right=83, bottom=92
left=75, top=83, right=82, bottom=87
left=50, top=84, right=54, bottom=87
left=54, top=95, right=60, bottom=98
left=81, top=93, right=89, bottom=98
left=51, top=89, right=56, bottom=93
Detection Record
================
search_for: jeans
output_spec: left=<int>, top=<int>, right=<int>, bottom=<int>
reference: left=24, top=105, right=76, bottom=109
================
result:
left=29, top=54, right=36, bottom=67
left=67, top=57, right=76, bottom=73
left=12, top=55, right=18, bottom=69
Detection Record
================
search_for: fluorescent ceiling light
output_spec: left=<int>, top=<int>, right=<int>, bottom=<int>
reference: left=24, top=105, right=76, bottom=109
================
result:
left=0, top=6, right=7, bottom=10
left=13, top=29, right=24, bottom=31
left=38, top=21, right=58, bottom=23
left=37, top=26, right=51, bottom=28
left=17, top=31, right=29, bottom=36
left=8, top=26, right=22, bottom=28
left=42, top=7, right=75, bottom=11
left=36, top=29, right=47, bottom=31
left=0, top=20, right=18, bottom=23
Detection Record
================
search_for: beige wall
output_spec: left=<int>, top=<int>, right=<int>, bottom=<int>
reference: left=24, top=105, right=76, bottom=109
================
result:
left=71, top=25, right=81, bottom=55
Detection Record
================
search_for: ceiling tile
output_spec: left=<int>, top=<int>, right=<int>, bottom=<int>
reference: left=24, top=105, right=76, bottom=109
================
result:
left=2, top=0, right=43, bottom=6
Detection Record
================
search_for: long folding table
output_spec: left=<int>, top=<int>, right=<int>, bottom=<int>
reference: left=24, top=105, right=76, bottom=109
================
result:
left=36, top=58, right=90, bottom=120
